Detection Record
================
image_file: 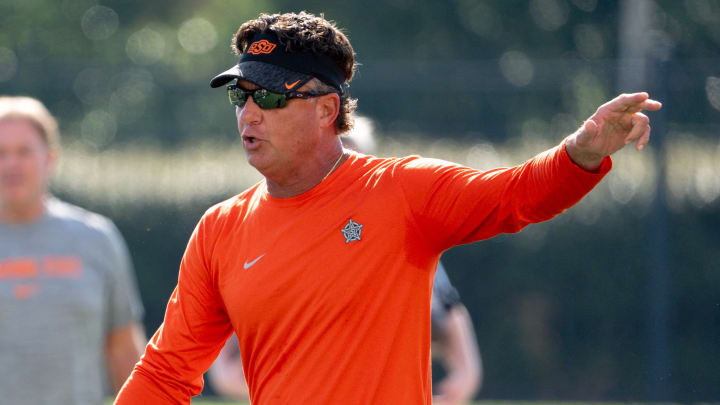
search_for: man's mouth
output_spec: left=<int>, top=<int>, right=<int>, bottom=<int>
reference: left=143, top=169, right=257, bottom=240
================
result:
left=242, top=135, right=263, bottom=150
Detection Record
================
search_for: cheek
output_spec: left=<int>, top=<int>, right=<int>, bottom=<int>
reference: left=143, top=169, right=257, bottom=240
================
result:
left=288, top=111, right=321, bottom=148
left=19, top=153, right=52, bottom=178
left=0, top=155, right=48, bottom=198
left=279, top=126, right=315, bottom=156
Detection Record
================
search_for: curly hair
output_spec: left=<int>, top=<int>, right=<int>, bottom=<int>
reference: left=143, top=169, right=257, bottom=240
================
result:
left=232, top=12, right=358, bottom=133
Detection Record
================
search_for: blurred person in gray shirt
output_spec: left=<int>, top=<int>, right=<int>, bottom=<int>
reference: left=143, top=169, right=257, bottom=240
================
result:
left=0, top=96, right=145, bottom=405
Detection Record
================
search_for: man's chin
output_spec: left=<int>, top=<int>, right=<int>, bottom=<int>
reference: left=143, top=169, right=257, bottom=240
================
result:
left=0, top=193, right=39, bottom=212
left=246, top=154, right=273, bottom=173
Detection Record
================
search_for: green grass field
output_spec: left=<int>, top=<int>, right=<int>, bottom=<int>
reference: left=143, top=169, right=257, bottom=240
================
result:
left=105, top=400, right=720, bottom=405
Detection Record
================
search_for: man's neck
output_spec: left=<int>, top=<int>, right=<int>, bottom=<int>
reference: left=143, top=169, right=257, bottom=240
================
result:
left=0, top=196, right=47, bottom=224
left=265, top=148, right=348, bottom=199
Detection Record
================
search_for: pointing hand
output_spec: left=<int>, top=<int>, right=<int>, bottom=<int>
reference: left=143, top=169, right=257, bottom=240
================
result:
left=565, top=92, right=662, bottom=171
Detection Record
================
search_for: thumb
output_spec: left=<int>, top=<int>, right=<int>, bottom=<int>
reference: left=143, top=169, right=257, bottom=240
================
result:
left=576, top=119, right=598, bottom=146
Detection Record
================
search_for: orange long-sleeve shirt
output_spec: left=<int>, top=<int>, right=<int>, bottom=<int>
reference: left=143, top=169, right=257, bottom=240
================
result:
left=115, top=144, right=610, bottom=404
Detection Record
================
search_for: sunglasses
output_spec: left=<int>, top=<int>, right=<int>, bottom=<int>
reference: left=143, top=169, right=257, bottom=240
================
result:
left=227, top=84, right=332, bottom=109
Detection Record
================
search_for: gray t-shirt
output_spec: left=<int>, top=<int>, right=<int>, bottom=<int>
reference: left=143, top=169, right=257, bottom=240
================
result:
left=0, top=198, right=143, bottom=405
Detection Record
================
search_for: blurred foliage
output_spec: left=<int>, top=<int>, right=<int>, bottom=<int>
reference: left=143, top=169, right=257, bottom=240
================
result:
left=1, top=0, right=719, bottom=145
left=3, top=0, right=720, bottom=402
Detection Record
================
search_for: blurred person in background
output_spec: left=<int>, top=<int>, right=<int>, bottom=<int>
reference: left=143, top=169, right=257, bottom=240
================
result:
left=116, top=12, right=660, bottom=405
left=429, top=262, right=482, bottom=405
left=207, top=118, right=482, bottom=405
left=0, top=96, right=146, bottom=405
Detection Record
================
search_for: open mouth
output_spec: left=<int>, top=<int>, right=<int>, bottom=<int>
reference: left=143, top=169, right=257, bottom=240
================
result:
left=244, top=132, right=264, bottom=141
left=243, top=135, right=262, bottom=149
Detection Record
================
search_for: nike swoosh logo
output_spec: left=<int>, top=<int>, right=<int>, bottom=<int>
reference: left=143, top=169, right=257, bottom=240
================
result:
left=285, top=80, right=301, bottom=89
left=243, top=254, right=265, bottom=270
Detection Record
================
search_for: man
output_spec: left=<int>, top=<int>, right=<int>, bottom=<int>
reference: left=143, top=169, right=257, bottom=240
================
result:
left=115, top=12, right=660, bottom=405
left=0, top=96, right=146, bottom=404
left=207, top=124, right=483, bottom=405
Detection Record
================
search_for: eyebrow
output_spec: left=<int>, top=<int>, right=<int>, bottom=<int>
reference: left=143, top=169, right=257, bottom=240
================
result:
left=236, top=80, right=260, bottom=91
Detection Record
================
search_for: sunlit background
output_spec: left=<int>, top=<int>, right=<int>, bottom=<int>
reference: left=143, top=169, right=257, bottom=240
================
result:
left=1, top=0, right=718, bottom=402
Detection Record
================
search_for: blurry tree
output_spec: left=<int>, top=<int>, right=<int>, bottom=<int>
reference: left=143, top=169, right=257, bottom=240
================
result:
left=1, top=0, right=719, bottom=146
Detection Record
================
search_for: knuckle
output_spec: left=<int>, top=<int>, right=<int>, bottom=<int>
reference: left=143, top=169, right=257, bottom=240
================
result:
left=633, top=113, right=649, bottom=124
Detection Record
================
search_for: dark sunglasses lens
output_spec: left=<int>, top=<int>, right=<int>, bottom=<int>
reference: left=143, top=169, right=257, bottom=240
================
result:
left=228, top=87, right=248, bottom=107
left=254, top=90, right=287, bottom=109
left=227, top=87, right=289, bottom=109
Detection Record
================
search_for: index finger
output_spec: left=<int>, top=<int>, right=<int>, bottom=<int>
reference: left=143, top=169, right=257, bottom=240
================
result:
left=606, top=92, right=663, bottom=113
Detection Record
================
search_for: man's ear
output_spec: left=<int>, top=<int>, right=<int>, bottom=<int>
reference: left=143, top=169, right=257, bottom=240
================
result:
left=316, top=93, right=340, bottom=129
left=46, top=148, right=59, bottom=174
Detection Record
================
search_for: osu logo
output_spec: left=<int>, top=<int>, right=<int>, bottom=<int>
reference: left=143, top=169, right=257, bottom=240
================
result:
left=247, top=40, right=276, bottom=55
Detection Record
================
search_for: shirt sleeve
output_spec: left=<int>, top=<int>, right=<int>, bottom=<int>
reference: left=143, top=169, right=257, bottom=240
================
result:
left=114, top=212, right=233, bottom=404
left=397, top=141, right=611, bottom=252
left=103, top=220, right=144, bottom=331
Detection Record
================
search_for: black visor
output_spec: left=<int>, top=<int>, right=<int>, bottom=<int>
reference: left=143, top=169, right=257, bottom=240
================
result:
left=210, top=31, right=345, bottom=94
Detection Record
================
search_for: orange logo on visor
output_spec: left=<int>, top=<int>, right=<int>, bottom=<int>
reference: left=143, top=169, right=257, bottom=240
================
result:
left=285, top=80, right=301, bottom=89
left=247, top=40, right=277, bottom=55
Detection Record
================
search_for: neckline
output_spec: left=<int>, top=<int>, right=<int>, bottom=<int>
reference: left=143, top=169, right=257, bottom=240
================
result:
left=260, top=151, right=360, bottom=207
left=0, top=198, right=52, bottom=228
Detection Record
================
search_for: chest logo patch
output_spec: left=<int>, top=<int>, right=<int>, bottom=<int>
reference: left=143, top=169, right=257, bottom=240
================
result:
left=341, top=219, right=363, bottom=244
left=243, top=253, right=265, bottom=269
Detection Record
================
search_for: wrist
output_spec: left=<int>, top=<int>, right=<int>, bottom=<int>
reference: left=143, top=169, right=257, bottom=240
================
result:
left=564, top=136, right=604, bottom=172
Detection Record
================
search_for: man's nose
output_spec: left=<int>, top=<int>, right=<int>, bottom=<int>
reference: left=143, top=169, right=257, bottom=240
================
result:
left=237, top=95, right=262, bottom=125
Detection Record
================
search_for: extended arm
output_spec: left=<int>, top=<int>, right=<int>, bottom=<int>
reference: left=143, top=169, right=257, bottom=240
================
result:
left=397, top=93, right=661, bottom=251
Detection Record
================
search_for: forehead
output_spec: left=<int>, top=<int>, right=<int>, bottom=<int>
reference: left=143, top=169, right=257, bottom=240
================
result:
left=236, top=79, right=260, bottom=90
left=235, top=78, right=314, bottom=93
left=0, top=118, right=47, bottom=146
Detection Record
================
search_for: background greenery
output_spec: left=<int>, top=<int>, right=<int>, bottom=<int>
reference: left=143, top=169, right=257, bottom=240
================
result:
left=2, top=0, right=719, bottom=402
